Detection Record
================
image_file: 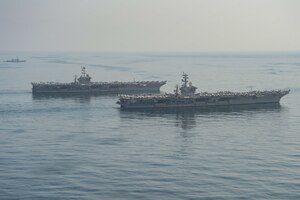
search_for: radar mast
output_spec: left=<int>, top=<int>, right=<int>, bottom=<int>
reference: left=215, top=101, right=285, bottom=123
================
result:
left=182, top=72, right=188, bottom=87
left=81, top=66, right=86, bottom=77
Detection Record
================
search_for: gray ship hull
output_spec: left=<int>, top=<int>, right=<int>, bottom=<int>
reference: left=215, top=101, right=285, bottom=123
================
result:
left=32, top=82, right=166, bottom=95
left=119, top=92, right=289, bottom=109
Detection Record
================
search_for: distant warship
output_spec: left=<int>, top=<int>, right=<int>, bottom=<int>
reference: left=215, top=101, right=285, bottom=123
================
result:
left=32, top=67, right=166, bottom=94
left=117, top=73, right=290, bottom=109
left=4, top=57, right=26, bottom=63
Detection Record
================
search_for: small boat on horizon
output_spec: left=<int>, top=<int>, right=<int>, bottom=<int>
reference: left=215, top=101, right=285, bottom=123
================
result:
left=3, top=56, right=26, bottom=63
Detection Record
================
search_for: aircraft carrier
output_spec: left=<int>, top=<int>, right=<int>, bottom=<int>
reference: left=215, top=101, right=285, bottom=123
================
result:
left=117, top=73, right=290, bottom=109
left=32, top=67, right=166, bottom=94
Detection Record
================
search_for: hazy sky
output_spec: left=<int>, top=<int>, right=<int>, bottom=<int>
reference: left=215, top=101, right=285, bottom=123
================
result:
left=0, top=0, right=300, bottom=52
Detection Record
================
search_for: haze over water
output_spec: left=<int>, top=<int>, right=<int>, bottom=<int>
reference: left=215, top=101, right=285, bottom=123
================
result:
left=0, top=52, right=300, bottom=199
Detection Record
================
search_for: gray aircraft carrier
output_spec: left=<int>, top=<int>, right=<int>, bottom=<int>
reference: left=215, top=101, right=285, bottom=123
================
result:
left=117, top=73, right=290, bottom=109
left=32, top=67, right=166, bottom=94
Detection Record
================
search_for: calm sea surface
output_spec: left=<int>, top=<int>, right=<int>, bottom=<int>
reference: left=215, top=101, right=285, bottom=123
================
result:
left=0, top=52, right=299, bottom=199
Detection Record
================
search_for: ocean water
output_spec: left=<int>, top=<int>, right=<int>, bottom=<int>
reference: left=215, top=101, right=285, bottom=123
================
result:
left=0, top=52, right=299, bottom=199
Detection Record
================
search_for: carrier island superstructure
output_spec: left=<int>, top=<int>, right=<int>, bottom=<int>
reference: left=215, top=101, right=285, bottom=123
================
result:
left=32, top=67, right=166, bottom=94
left=117, top=73, right=290, bottom=109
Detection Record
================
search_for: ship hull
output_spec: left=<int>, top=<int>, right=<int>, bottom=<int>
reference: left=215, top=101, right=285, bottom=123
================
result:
left=32, top=82, right=166, bottom=95
left=32, top=87, right=162, bottom=94
left=4, top=61, right=26, bottom=63
left=119, top=94, right=286, bottom=109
